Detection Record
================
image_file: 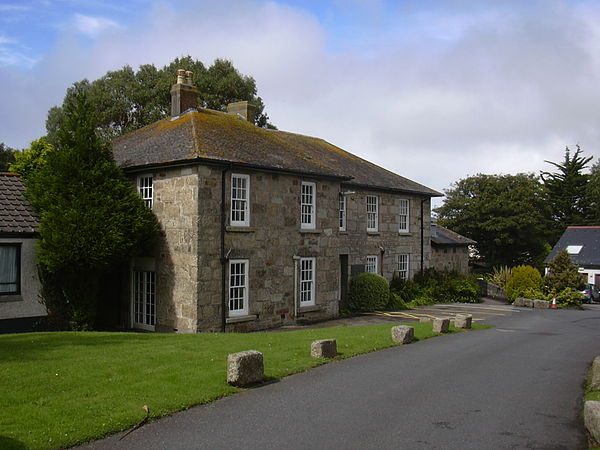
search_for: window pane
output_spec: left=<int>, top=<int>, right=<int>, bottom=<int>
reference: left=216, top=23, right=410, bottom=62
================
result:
left=0, top=245, right=18, bottom=293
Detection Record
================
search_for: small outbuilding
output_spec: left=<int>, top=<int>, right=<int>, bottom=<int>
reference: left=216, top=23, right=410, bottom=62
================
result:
left=430, top=223, right=476, bottom=274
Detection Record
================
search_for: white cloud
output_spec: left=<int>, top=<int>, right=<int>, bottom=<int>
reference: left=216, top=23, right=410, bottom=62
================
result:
left=0, top=0, right=599, bottom=202
left=72, top=13, right=121, bottom=37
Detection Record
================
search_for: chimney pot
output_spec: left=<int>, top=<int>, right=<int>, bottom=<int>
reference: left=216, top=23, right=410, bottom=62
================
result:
left=185, top=70, right=193, bottom=86
left=171, top=69, right=199, bottom=116
left=176, top=69, right=186, bottom=85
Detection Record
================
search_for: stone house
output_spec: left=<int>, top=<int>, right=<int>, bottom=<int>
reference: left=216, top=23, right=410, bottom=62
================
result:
left=0, top=173, right=45, bottom=332
left=112, top=70, right=441, bottom=333
left=544, top=226, right=600, bottom=286
left=430, top=223, right=475, bottom=274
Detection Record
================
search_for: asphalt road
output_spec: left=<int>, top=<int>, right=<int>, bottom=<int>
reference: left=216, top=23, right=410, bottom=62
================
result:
left=81, top=305, right=600, bottom=449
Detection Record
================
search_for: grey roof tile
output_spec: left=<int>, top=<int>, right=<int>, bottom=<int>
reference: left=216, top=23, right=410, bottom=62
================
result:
left=432, top=225, right=476, bottom=246
left=544, top=226, right=600, bottom=267
left=113, top=109, right=442, bottom=197
left=0, top=173, right=39, bottom=235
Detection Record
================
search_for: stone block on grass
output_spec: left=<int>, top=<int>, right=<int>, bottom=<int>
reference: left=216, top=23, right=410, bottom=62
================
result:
left=454, top=314, right=472, bottom=329
left=533, top=299, right=550, bottom=309
left=227, top=350, right=264, bottom=387
left=391, top=325, right=414, bottom=344
left=585, top=401, right=600, bottom=444
left=432, top=318, right=450, bottom=333
left=591, top=356, right=600, bottom=390
left=311, top=339, right=337, bottom=358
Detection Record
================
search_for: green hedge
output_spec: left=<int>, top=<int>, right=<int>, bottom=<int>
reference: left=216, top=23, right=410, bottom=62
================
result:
left=349, top=272, right=389, bottom=311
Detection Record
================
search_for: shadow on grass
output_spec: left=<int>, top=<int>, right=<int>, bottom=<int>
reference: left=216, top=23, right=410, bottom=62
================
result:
left=0, top=436, right=27, bottom=450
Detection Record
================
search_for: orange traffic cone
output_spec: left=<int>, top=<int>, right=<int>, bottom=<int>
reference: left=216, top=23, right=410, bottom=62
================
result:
left=551, top=297, right=557, bottom=309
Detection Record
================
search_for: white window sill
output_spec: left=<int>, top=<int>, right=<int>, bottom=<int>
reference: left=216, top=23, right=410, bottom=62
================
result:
left=226, top=314, right=258, bottom=324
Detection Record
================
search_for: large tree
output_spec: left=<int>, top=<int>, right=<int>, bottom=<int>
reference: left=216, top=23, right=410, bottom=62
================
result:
left=586, top=159, right=600, bottom=224
left=435, top=173, right=552, bottom=270
left=0, top=142, right=16, bottom=171
left=541, top=145, right=592, bottom=240
left=26, top=84, right=158, bottom=329
left=46, top=57, right=274, bottom=145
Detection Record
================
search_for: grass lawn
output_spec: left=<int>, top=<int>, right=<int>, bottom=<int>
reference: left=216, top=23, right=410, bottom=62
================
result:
left=0, top=322, right=490, bottom=449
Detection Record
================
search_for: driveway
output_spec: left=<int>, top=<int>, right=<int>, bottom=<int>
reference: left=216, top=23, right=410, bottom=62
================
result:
left=80, top=303, right=600, bottom=449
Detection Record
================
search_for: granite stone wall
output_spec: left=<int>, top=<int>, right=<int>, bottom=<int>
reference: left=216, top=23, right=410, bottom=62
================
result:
left=130, top=164, right=433, bottom=333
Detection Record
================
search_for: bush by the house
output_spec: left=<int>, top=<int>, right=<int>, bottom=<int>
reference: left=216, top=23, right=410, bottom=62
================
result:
left=545, top=250, right=584, bottom=293
left=553, top=287, right=582, bottom=307
left=388, top=269, right=480, bottom=308
left=504, top=265, right=543, bottom=302
left=349, top=272, right=389, bottom=311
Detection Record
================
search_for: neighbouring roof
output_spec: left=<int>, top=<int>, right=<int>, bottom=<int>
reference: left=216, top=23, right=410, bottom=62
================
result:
left=113, top=108, right=441, bottom=196
left=431, top=225, right=476, bottom=246
left=544, top=226, right=600, bottom=267
left=0, top=173, right=39, bottom=235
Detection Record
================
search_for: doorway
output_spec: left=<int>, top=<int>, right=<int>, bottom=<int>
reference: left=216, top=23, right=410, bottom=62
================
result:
left=339, top=254, right=349, bottom=310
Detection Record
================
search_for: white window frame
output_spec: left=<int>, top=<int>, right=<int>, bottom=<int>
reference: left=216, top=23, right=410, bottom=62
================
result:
left=366, top=255, right=378, bottom=274
left=366, top=195, right=378, bottom=232
left=397, top=254, right=409, bottom=280
left=0, top=243, right=21, bottom=295
left=228, top=259, right=249, bottom=317
left=137, top=175, right=153, bottom=209
left=339, top=195, right=346, bottom=231
left=301, top=182, right=316, bottom=230
left=131, top=269, right=156, bottom=331
left=300, top=257, right=316, bottom=306
left=399, top=199, right=409, bottom=233
left=231, top=173, right=250, bottom=227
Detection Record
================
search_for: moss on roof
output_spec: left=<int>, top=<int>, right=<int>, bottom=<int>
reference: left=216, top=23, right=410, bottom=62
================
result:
left=113, top=109, right=441, bottom=196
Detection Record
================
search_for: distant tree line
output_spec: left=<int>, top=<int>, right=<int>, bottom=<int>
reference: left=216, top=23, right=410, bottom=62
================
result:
left=436, top=146, right=600, bottom=271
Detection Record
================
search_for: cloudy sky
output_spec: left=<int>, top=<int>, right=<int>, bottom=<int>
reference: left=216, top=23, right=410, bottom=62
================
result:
left=1, top=0, right=599, bottom=205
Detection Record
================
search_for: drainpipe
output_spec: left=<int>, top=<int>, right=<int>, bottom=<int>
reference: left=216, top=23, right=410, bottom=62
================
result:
left=220, top=167, right=229, bottom=332
left=293, top=255, right=301, bottom=319
left=420, top=198, right=427, bottom=277
left=379, top=246, right=385, bottom=277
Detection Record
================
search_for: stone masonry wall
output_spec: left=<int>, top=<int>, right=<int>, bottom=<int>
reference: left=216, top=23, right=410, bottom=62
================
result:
left=341, top=189, right=431, bottom=281
left=431, top=246, right=470, bottom=274
left=150, top=166, right=200, bottom=333
left=136, top=163, right=433, bottom=333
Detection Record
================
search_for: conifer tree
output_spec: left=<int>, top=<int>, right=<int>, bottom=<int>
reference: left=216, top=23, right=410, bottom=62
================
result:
left=25, top=84, right=158, bottom=329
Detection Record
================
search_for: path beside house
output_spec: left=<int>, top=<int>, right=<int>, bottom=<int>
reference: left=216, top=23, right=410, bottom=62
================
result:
left=80, top=303, right=600, bottom=449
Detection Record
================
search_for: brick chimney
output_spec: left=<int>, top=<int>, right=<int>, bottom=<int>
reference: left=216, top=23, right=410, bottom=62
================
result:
left=226, top=101, right=257, bottom=124
left=170, top=69, right=198, bottom=116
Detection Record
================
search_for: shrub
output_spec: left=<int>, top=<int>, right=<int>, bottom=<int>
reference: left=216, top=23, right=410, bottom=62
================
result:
left=386, top=291, right=408, bottom=310
left=521, top=287, right=547, bottom=300
left=505, top=265, right=543, bottom=301
left=489, top=266, right=512, bottom=288
left=349, top=272, right=389, bottom=311
left=545, top=250, right=585, bottom=293
left=391, top=268, right=481, bottom=306
left=390, top=274, right=421, bottom=303
left=552, top=288, right=582, bottom=308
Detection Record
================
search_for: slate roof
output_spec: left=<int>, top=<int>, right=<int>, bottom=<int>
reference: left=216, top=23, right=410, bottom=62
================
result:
left=113, top=108, right=441, bottom=196
left=544, top=226, right=600, bottom=267
left=0, top=173, right=39, bottom=235
left=431, top=225, right=476, bottom=246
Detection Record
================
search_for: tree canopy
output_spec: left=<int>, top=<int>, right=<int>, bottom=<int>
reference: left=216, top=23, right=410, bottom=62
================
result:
left=435, top=173, right=552, bottom=270
left=26, top=84, right=158, bottom=329
left=9, top=137, right=53, bottom=180
left=46, top=57, right=274, bottom=145
left=0, top=142, right=16, bottom=172
left=541, top=145, right=591, bottom=240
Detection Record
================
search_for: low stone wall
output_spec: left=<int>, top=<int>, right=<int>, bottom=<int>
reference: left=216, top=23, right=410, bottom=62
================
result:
left=477, top=279, right=507, bottom=300
left=513, top=298, right=550, bottom=308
